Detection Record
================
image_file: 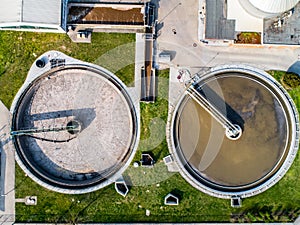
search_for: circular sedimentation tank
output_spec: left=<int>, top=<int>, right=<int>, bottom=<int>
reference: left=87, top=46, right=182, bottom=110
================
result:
left=169, top=65, right=299, bottom=198
left=11, top=52, right=139, bottom=194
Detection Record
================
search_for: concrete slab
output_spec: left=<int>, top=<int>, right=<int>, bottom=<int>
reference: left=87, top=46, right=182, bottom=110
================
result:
left=157, top=0, right=199, bottom=47
left=156, top=0, right=300, bottom=71
left=133, top=33, right=145, bottom=97
left=67, top=29, right=92, bottom=43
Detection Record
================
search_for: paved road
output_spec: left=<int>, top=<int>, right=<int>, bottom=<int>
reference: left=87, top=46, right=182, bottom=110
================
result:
left=157, top=0, right=300, bottom=71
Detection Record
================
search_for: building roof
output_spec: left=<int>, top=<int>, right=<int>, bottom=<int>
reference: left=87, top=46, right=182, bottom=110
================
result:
left=205, top=0, right=236, bottom=40
left=0, top=0, right=21, bottom=23
left=248, top=0, right=299, bottom=14
left=0, top=0, right=62, bottom=25
left=264, top=1, right=300, bottom=45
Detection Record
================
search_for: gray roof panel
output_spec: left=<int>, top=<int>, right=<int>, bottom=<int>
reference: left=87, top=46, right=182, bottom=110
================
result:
left=0, top=0, right=61, bottom=25
left=0, top=0, right=22, bottom=23
left=205, top=0, right=235, bottom=40
left=23, top=0, right=62, bottom=24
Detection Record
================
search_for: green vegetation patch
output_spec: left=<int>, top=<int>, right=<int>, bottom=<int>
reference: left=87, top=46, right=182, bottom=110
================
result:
left=136, top=69, right=170, bottom=161
left=269, top=70, right=300, bottom=109
left=0, top=31, right=135, bottom=107
left=283, top=73, right=300, bottom=89
left=235, top=32, right=261, bottom=44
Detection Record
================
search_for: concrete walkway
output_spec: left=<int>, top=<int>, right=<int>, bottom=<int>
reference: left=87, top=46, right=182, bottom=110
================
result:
left=0, top=101, right=15, bottom=225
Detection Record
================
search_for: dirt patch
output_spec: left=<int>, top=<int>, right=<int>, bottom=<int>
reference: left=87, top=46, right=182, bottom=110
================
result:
left=68, top=6, right=144, bottom=25
left=235, top=32, right=261, bottom=44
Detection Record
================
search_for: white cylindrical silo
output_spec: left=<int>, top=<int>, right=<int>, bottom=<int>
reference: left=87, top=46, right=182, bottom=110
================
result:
left=239, top=0, right=299, bottom=18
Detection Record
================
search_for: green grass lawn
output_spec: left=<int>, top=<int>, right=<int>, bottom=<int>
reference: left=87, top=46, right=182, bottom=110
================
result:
left=0, top=31, right=135, bottom=107
left=1, top=31, right=300, bottom=223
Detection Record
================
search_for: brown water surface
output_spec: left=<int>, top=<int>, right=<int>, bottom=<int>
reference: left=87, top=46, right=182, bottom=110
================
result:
left=178, top=74, right=288, bottom=187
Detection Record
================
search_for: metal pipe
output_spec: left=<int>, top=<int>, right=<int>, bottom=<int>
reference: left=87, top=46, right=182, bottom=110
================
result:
left=186, top=84, right=240, bottom=137
left=11, top=124, right=78, bottom=136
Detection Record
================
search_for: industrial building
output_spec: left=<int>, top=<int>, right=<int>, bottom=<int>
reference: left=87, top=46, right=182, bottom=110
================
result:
left=0, top=0, right=155, bottom=36
left=0, top=0, right=68, bottom=32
